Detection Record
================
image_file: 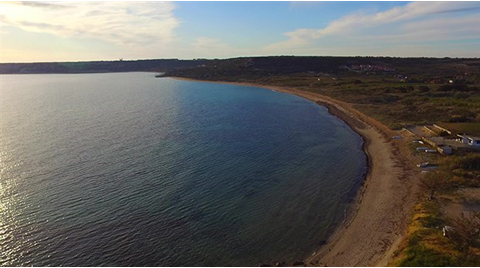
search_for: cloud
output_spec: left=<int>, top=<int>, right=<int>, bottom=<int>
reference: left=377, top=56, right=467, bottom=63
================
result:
left=265, top=1, right=480, bottom=55
left=0, top=1, right=179, bottom=46
left=0, top=26, right=9, bottom=36
left=432, top=6, right=480, bottom=14
left=391, top=15, right=480, bottom=42
left=18, top=1, right=69, bottom=9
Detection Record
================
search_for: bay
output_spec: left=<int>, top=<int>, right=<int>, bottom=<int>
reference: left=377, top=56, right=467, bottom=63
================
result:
left=0, top=72, right=366, bottom=266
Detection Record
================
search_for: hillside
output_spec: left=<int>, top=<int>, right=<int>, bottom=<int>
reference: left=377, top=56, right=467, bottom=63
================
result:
left=2, top=56, right=479, bottom=128
left=0, top=59, right=208, bottom=74
left=162, top=56, right=480, bottom=129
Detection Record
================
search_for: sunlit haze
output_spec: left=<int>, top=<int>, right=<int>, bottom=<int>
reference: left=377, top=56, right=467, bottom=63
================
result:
left=1, top=1, right=479, bottom=62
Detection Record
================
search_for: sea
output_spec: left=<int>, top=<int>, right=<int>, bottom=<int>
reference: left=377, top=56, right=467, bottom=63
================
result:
left=0, top=72, right=367, bottom=266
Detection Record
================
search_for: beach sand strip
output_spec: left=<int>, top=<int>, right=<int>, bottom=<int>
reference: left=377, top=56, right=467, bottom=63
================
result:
left=172, top=77, right=419, bottom=266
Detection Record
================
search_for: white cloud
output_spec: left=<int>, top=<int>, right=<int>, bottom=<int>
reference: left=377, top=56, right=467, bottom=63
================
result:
left=265, top=1, right=480, bottom=55
left=379, top=15, right=480, bottom=43
left=1, top=1, right=478, bottom=61
left=0, top=1, right=179, bottom=46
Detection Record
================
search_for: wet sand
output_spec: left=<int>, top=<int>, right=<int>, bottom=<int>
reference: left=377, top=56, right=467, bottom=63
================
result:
left=172, top=77, right=419, bottom=266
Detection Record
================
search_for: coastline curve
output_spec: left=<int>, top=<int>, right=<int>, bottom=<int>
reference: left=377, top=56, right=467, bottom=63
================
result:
left=170, top=77, right=418, bottom=266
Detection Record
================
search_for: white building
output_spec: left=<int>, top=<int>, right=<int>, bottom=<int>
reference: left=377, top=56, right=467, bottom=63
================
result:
left=457, top=134, right=480, bottom=147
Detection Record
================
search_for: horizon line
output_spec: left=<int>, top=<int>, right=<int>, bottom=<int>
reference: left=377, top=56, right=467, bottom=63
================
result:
left=2, top=55, right=480, bottom=64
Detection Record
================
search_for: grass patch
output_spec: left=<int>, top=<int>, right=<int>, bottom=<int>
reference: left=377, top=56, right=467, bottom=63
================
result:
left=389, top=201, right=475, bottom=266
left=437, top=122, right=480, bottom=136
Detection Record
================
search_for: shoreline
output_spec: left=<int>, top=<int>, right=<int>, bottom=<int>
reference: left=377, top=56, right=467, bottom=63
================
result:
left=171, top=77, right=418, bottom=266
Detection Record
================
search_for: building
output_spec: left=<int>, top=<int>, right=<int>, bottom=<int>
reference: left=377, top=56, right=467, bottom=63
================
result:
left=438, top=146, right=453, bottom=155
left=457, top=134, right=480, bottom=147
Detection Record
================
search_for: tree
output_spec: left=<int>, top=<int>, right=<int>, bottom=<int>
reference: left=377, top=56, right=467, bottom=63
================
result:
left=449, top=212, right=480, bottom=264
left=419, top=170, right=451, bottom=200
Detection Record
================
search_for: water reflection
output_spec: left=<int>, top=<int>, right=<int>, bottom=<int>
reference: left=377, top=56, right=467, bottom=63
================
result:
left=0, top=143, right=35, bottom=266
left=0, top=73, right=366, bottom=266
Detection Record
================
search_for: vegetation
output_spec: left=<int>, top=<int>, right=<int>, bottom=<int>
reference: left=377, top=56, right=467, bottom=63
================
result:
left=444, top=154, right=480, bottom=188
left=139, top=57, right=480, bottom=265
left=390, top=154, right=480, bottom=266
left=438, top=123, right=480, bottom=136
left=3, top=56, right=479, bottom=266
left=420, top=171, right=452, bottom=200
left=161, top=56, right=480, bottom=129
left=3, top=56, right=479, bottom=129
left=0, top=59, right=209, bottom=74
left=390, top=201, right=480, bottom=266
left=450, top=212, right=480, bottom=260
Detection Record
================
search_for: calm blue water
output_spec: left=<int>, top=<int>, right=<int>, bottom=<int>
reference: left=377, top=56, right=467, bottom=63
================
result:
left=0, top=72, right=366, bottom=266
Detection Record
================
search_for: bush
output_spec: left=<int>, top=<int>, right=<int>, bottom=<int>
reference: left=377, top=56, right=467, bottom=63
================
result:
left=448, top=116, right=472, bottom=123
left=369, top=94, right=400, bottom=104
left=469, top=86, right=480, bottom=92
left=419, top=215, right=444, bottom=228
left=418, top=85, right=430, bottom=92
left=439, top=131, right=450, bottom=137
left=454, top=84, right=469, bottom=91
left=438, top=85, right=455, bottom=91
left=405, top=85, right=415, bottom=92
left=394, top=86, right=413, bottom=93
left=399, top=246, right=458, bottom=267
left=454, top=154, right=480, bottom=171
left=453, top=92, right=469, bottom=99
left=437, top=84, right=470, bottom=92
left=353, top=79, right=362, bottom=84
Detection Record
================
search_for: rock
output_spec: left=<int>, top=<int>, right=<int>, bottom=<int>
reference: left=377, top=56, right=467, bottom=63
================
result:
left=292, top=261, right=305, bottom=266
left=317, top=240, right=327, bottom=246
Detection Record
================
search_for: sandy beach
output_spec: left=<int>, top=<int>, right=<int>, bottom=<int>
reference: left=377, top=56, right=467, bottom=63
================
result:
left=173, top=77, right=419, bottom=266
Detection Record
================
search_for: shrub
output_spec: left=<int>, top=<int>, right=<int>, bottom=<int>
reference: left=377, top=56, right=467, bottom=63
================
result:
left=438, top=85, right=455, bottom=91
left=439, top=131, right=450, bottom=137
left=453, top=154, right=480, bottom=171
left=453, top=92, right=469, bottom=99
left=418, top=85, right=430, bottom=93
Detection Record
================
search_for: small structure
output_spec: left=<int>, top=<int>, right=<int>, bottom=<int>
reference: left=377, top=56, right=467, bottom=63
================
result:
left=417, top=162, right=430, bottom=168
left=468, top=136, right=480, bottom=147
left=457, top=134, right=480, bottom=147
left=443, top=225, right=455, bottom=238
left=438, top=146, right=453, bottom=155
left=433, top=124, right=452, bottom=135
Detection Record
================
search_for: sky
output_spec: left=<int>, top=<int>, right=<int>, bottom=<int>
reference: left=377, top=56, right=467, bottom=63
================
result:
left=0, top=1, right=479, bottom=62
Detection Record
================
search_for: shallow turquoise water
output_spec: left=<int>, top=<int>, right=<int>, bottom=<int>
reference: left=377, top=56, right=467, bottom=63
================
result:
left=0, top=72, right=366, bottom=266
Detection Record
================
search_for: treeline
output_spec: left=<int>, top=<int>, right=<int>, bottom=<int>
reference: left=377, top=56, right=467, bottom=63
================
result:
left=162, top=56, right=480, bottom=82
left=2, top=56, right=480, bottom=79
left=0, top=59, right=209, bottom=74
